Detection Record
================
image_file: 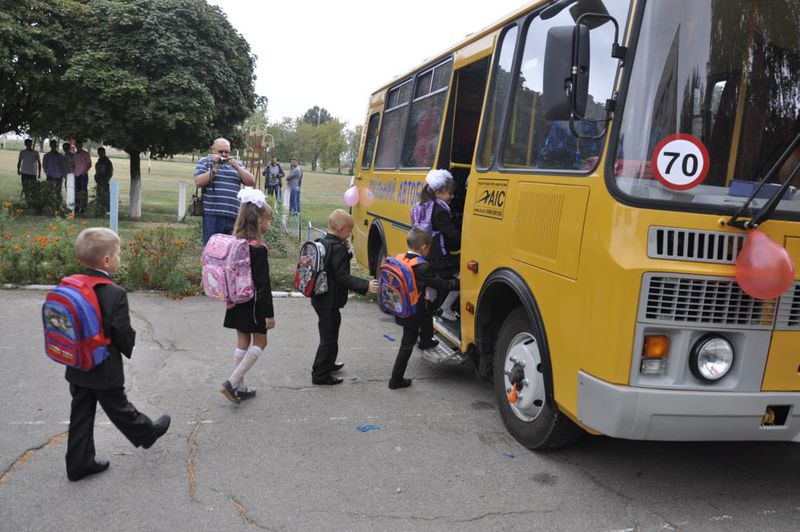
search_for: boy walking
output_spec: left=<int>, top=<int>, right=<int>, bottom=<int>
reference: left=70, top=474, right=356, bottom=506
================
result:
left=311, top=209, right=378, bottom=385
left=65, top=228, right=170, bottom=481
left=389, top=228, right=459, bottom=389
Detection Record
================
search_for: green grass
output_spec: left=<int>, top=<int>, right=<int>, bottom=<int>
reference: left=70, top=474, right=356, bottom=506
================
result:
left=0, top=147, right=361, bottom=290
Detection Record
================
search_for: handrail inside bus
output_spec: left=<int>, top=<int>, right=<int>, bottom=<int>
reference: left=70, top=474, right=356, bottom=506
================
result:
left=449, top=163, right=472, bottom=169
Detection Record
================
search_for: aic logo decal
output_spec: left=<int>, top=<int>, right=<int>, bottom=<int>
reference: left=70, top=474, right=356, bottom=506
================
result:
left=473, top=178, right=508, bottom=220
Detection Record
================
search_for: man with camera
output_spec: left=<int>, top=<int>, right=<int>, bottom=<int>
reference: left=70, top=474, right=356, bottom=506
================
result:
left=194, top=138, right=255, bottom=243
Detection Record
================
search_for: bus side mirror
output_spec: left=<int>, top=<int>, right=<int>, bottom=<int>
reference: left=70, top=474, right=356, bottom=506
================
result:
left=542, top=25, right=590, bottom=121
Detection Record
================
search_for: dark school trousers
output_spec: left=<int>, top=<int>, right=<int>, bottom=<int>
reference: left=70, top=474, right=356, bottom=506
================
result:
left=75, top=173, right=89, bottom=213
left=66, top=384, right=155, bottom=476
left=391, top=311, right=434, bottom=382
left=312, top=307, right=342, bottom=379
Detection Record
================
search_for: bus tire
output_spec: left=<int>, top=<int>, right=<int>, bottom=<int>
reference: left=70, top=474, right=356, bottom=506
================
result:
left=493, top=307, right=584, bottom=450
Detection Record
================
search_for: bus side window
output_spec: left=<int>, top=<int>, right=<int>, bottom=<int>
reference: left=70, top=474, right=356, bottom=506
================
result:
left=375, top=80, right=412, bottom=169
left=478, top=25, right=519, bottom=170
left=402, top=60, right=453, bottom=168
left=361, top=113, right=381, bottom=169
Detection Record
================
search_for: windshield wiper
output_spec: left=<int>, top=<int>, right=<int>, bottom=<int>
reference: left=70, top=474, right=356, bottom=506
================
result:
left=728, top=131, right=800, bottom=229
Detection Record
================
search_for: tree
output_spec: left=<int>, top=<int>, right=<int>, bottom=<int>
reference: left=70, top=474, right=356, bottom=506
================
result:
left=344, top=125, right=363, bottom=174
left=51, top=0, right=256, bottom=218
left=301, top=106, right=332, bottom=127
left=0, top=0, right=83, bottom=135
left=318, top=119, right=346, bottom=172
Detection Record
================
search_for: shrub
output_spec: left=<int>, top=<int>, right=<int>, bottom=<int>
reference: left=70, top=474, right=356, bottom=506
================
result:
left=26, top=180, right=65, bottom=217
left=118, top=226, right=201, bottom=296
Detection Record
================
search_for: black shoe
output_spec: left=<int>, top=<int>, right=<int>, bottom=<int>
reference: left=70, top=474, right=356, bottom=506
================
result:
left=331, top=362, right=345, bottom=372
left=236, top=387, right=257, bottom=400
left=312, top=375, right=343, bottom=385
left=418, top=339, right=439, bottom=350
left=220, top=380, right=241, bottom=405
left=67, top=459, right=110, bottom=481
left=388, top=378, right=412, bottom=390
left=142, top=415, right=171, bottom=449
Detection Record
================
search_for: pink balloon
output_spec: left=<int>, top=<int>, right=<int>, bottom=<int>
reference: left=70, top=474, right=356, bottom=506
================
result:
left=735, top=230, right=795, bottom=299
left=360, top=187, right=375, bottom=207
left=343, top=185, right=360, bottom=207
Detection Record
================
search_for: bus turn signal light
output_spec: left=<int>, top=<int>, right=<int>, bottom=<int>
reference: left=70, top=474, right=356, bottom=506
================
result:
left=643, top=335, right=670, bottom=359
left=467, top=260, right=479, bottom=273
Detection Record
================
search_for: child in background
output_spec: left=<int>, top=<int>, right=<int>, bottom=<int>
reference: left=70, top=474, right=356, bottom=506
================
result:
left=389, top=227, right=459, bottom=389
left=415, top=169, right=461, bottom=321
left=220, top=189, right=275, bottom=404
left=311, top=209, right=378, bottom=385
left=65, top=228, right=170, bottom=481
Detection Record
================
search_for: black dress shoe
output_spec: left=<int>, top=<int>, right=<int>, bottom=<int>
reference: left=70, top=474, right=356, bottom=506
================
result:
left=236, top=387, right=257, bottom=400
left=418, top=339, right=439, bottom=350
left=142, top=415, right=171, bottom=449
left=67, top=459, right=110, bottom=481
left=312, top=375, right=343, bottom=385
left=388, top=378, right=412, bottom=390
left=331, top=362, right=345, bottom=372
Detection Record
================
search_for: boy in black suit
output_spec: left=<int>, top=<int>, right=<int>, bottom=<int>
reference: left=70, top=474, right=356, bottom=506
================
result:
left=65, top=228, right=170, bottom=481
left=389, top=227, right=459, bottom=389
left=311, top=209, right=378, bottom=385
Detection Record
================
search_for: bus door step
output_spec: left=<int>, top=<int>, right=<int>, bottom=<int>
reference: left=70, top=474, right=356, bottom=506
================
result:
left=417, top=337, right=468, bottom=365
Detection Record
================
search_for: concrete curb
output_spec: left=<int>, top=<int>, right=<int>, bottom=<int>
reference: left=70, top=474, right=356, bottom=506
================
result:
left=2, top=284, right=307, bottom=298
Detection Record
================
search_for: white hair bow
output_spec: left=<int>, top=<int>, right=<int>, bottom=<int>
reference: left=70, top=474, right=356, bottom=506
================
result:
left=237, top=188, right=267, bottom=208
left=425, top=169, right=453, bottom=191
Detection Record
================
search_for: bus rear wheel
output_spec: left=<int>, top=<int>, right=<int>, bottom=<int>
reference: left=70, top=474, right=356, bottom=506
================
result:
left=493, top=307, right=583, bottom=450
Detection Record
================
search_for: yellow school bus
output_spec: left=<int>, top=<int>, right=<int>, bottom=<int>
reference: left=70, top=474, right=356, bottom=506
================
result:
left=352, top=0, right=800, bottom=449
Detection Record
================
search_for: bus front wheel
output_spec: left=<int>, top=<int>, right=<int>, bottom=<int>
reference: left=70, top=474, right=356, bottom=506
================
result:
left=493, top=307, right=583, bottom=450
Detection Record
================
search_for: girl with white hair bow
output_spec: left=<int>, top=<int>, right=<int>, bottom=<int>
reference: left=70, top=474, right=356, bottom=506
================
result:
left=413, top=169, right=462, bottom=321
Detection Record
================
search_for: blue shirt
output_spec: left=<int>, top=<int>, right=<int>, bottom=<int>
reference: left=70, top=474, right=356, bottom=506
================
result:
left=194, top=156, right=243, bottom=218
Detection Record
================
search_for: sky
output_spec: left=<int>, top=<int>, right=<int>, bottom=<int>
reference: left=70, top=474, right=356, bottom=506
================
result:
left=210, top=0, right=528, bottom=129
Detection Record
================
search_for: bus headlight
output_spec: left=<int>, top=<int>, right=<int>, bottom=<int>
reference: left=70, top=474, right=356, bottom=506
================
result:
left=689, top=335, right=734, bottom=382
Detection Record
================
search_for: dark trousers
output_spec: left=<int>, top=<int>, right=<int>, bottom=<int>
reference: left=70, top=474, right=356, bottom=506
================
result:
left=312, top=307, right=341, bottom=379
left=266, top=183, right=281, bottom=202
left=202, top=213, right=236, bottom=244
left=66, top=384, right=155, bottom=476
left=391, top=311, right=434, bottom=382
left=21, top=173, right=36, bottom=202
left=75, top=173, right=89, bottom=213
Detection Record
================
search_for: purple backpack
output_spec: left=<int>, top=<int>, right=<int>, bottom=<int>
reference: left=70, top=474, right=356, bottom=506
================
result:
left=201, top=234, right=265, bottom=305
left=410, top=199, right=450, bottom=254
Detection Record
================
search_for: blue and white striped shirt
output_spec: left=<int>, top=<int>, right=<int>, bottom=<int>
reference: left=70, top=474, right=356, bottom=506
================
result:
left=194, top=156, right=243, bottom=218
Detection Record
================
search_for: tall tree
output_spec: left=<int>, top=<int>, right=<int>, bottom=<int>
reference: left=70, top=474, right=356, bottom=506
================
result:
left=0, top=0, right=83, bottom=135
left=344, top=125, right=363, bottom=174
left=301, top=106, right=332, bottom=127
left=52, top=0, right=256, bottom=218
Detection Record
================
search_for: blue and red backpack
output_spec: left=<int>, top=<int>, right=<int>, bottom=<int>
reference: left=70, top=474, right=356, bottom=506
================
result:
left=42, top=275, right=113, bottom=371
left=378, top=254, right=425, bottom=318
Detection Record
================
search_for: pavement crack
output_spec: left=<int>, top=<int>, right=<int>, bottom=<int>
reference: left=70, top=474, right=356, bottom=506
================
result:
left=0, top=431, right=68, bottom=486
left=555, top=457, right=633, bottom=502
left=230, top=496, right=275, bottom=530
left=131, top=309, right=180, bottom=353
left=187, top=419, right=201, bottom=502
left=340, top=508, right=557, bottom=523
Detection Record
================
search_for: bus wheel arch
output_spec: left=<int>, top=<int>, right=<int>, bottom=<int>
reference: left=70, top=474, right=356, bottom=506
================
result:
left=477, top=269, right=584, bottom=450
left=367, top=220, right=387, bottom=276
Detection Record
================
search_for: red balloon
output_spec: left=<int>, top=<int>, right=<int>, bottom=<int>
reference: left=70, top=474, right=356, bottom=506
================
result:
left=735, top=230, right=795, bottom=299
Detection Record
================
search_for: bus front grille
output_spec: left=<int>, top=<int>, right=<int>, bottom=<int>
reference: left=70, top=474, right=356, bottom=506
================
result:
left=647, top=227, right=745, bottom=265
left=776, top=283, right=800, bottom=331
left=641, top=274, right=777, bottom=330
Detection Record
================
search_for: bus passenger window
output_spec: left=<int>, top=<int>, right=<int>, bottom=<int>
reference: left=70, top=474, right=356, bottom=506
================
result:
left=402, top=60, right=452, bottom=168
left=361, top=113, right=380, bottom=169
left=375, top=80, right=412, bottom=169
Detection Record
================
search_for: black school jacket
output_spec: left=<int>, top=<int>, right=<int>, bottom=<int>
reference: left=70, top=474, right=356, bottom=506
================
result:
left=311, top=233, right=369, bottom=310
left=64, top=269, right=136, bottom=389
left=426, top=202, right=461, bottom=271
left=395, top=252, right=460, bottom=328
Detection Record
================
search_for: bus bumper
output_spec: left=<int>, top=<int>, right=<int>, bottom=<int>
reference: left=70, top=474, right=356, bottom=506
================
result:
left=577, top=372, right=800, bottom=442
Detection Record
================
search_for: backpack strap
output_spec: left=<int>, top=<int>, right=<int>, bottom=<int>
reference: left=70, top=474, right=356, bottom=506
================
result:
left=248, top=239, right=269, bottom=252
left=60, top=274, right=113, bottom=347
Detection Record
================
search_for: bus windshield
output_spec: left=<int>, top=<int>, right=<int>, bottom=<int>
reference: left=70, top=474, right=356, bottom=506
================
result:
left=611, top=0, right=800, bottom=220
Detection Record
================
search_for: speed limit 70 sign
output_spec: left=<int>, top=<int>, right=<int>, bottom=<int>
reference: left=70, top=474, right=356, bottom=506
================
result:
left=651, top=134, right=710, bottom=191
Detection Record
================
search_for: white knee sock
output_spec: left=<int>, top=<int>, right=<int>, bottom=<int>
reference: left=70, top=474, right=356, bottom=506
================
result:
left=440, top=290, right=460, bottom=313
left=229, top=345, right=262, bottom=389
left=233, top=348, right=246, bottom=389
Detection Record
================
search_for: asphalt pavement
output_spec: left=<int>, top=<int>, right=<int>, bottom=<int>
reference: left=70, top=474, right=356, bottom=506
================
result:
left=1, top=289, right=799, bottom=531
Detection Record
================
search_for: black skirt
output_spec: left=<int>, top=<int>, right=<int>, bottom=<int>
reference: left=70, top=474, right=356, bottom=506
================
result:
left=224, top=300, right=267, bottom=334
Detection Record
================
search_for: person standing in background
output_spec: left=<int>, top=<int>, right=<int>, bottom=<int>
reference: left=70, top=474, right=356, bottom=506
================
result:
left=72, top=141, right=92, bottom=214
left=286, top=158, right=303, bottom=214
left=94, top=147, right=114, bottom=212
left=42, top=140, right=65, bottom=202
left=17, top=139, right=41, bottom=203
left=263, top=156, right=284, bottom=202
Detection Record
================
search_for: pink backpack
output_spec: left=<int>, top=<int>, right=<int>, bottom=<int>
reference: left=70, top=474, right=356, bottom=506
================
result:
left=201, top=234, right=265, bottom=305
